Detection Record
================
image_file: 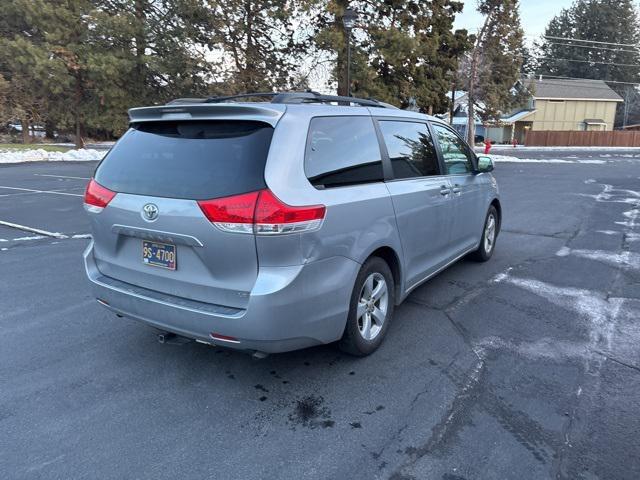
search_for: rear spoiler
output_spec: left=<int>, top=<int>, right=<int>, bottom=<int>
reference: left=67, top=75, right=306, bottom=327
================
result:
left=128, top=103, right=286, bottom=127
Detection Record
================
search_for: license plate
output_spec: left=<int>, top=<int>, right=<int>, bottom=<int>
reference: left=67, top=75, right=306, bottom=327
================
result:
left=142, top=241, right=176, bottom=270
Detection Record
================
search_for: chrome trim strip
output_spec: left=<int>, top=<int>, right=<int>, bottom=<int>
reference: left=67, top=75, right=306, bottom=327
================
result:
left=90, top=275, right=244, bottom=319
left=210, top=335, right=241, bottom=344
left=405, top=247, right=477, bottom=295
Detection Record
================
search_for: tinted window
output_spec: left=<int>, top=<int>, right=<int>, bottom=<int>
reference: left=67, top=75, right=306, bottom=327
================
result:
left=94, top=121, right=273, bottom=200
left=379, top=121, right=440, bottom=179
left=432, top=124, right=475, bottom=174
left=305, top=117, right=383, bottom=188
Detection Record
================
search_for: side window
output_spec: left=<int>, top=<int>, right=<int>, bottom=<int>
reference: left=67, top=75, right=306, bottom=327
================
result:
left=305, top=117, right=383, bottom=188
left=432, top=124, right=475, bottom=175
left=378, top=121, right=440, bottom=180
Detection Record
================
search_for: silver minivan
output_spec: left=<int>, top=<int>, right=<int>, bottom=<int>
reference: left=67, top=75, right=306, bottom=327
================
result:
left=84, top=92, right=500, bottom=356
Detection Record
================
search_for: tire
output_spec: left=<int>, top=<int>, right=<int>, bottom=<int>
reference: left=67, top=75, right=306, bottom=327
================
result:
left=469, top=205, right=499, bottom=262
left=339, top=257, right=395, bottom=356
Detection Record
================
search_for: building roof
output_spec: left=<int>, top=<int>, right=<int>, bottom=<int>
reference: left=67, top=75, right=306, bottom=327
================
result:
left=523, top=78, right=623, bottom=102
left=501, top=109, right=536, bottom=124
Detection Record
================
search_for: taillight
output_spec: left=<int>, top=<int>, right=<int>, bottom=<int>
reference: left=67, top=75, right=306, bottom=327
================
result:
left=84, top=179, right=116, bottom=213
left=254, top=189, right=325, bottom=235
left=197, top=189, right=326, bottom=235
left=197, top=191, right=260, bottom=234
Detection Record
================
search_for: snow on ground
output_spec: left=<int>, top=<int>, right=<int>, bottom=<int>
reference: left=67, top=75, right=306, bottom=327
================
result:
left=487, top=154, right=606, bottom=164
left=0, top=148, right=106, bottom=164
left=482, top=145, right=640, bottom=151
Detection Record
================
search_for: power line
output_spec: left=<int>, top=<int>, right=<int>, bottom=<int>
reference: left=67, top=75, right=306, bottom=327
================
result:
left=531, top=55, right=640, bottom=69
left=543, top=35, right=640, bottom=48
left=542, top=41, right=640, bottom=55
left=530, top=75, right=640, bottom=87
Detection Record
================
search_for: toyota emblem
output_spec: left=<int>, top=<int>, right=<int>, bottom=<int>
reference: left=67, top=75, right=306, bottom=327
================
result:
left=142, top=203, right=159, bottom=221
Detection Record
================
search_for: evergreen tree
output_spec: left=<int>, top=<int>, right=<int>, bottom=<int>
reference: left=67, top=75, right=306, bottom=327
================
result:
left=0, top=0, right=214, bottom=145
left=536, top=0, right=640, bottom=126
left=538, top=0, right=640, bottom=84
left=202, top=0, right=312, bottom=93
left=313, top=1, right=471, bottom=112
left=463, top=0, right=524, bottom=144
left=0, top=1, right=51, bottom=143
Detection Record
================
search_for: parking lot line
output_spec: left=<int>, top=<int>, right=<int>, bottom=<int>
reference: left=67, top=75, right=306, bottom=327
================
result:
left=0, top=191, right=58, bottom=198
left=0, top=220, right=69, bottom=239
left=33, top=174, right=91, bottom=180
left=0, top=185, right=83, bottom=197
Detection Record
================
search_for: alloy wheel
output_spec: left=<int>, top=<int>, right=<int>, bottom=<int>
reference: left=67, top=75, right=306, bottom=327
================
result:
left=356, top=273, right=389, bottom=341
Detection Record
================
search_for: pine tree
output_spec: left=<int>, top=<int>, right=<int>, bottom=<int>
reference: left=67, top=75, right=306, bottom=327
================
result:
left=312, top=1, right=470, bottom=112
left=0, top=1, right=51, bottom=143
left=463, top=0, right=524, bottom=144
left=538, top=0, right=640, bottom=84
left=202, top=0, right=312, bottom=93
left=536, top=0, right=640, bottom=126
left=0, top=0, right=215, bottom=145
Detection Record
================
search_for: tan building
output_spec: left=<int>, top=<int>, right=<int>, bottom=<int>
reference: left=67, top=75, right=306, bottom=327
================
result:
left=486, top=79, right=623, bottom=144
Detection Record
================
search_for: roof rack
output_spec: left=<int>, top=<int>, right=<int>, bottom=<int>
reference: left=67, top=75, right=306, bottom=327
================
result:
left=167, top=91, right=397, bottom=109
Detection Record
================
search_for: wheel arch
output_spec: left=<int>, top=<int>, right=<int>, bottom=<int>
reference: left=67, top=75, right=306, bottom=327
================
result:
left=365, top=246, right=403, bottom=304
left=490, top=198, right=502, bottom=235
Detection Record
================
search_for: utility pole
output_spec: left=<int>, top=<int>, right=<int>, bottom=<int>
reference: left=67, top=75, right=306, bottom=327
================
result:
left=450, top=79, right=456, bottom=125
left=624, top=85, right=631, bottom=128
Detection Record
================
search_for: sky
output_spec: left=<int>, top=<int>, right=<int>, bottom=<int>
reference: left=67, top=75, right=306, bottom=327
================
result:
left=453, top=0, right=576, bottom=38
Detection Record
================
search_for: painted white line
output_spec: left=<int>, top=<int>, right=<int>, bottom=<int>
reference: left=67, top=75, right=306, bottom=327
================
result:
left=0, top=185, right=83, bottom=197
left=0, top=235, right=46, bottom=242
left=33, top=174, right=90, bottom=180
left=0, top=191, right=55, bottom=198
left=0, top=220, right=68, bottom=239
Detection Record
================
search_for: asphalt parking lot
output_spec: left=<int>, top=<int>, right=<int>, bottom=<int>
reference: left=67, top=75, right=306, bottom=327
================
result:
left=1, top=154, right=639, bottom=480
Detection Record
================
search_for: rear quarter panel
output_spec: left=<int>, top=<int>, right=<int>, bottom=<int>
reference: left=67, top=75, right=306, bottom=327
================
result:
left=260, top=108, right=405, bottom=288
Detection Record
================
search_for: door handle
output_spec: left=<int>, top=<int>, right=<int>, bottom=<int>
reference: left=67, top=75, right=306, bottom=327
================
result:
left=440, top=186, right=451, bottom=196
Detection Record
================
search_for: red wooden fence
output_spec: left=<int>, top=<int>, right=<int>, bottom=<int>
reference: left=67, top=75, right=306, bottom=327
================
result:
left=525, top=130, right=640, bottom=147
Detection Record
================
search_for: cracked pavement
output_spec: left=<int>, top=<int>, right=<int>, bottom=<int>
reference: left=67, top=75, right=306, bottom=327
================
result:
left=1, top=158, right=639, bottom=479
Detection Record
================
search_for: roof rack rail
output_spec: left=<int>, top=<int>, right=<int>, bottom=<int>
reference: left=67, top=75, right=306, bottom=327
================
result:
left=167, top=91, right=396, bottom=109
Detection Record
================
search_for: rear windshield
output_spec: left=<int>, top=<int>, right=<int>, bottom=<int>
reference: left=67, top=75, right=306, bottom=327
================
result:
left=94, top=121, right=273, bottom=200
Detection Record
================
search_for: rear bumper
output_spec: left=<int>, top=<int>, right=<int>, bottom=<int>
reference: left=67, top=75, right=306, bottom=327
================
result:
left=84, top=242, right=359, bottom=353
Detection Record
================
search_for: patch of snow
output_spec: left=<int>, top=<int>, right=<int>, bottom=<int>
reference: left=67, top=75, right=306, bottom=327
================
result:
left=481, top=145, right=640, bottom=151
left=476, top=336, right=589, bottom=361
left=576, top=183, right=640, bottom=205
left=0, top=148, right=105, bottom=164
left=584, top=179, right=597, bottom=184
left=12, top=236, right=46, bottom=242
left=488, top=154, right=607, bottom=164
left=489, top=154, right=571, bottom=163
left=491, top=267, right=513, bottom=283
left=626, top=233, right=640, bottom=242
left=616, top=208, right=640, bottom=228
left=596, top=230, right=619, bottom=236
left=71, top=234, right=92, bottom=239
left=556, top=247, right=640, bottom=270
left=494, top=274, right=627, bottom=365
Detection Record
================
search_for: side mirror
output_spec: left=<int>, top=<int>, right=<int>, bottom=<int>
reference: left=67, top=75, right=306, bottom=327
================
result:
left=476, top=156, right=494, bottom=173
